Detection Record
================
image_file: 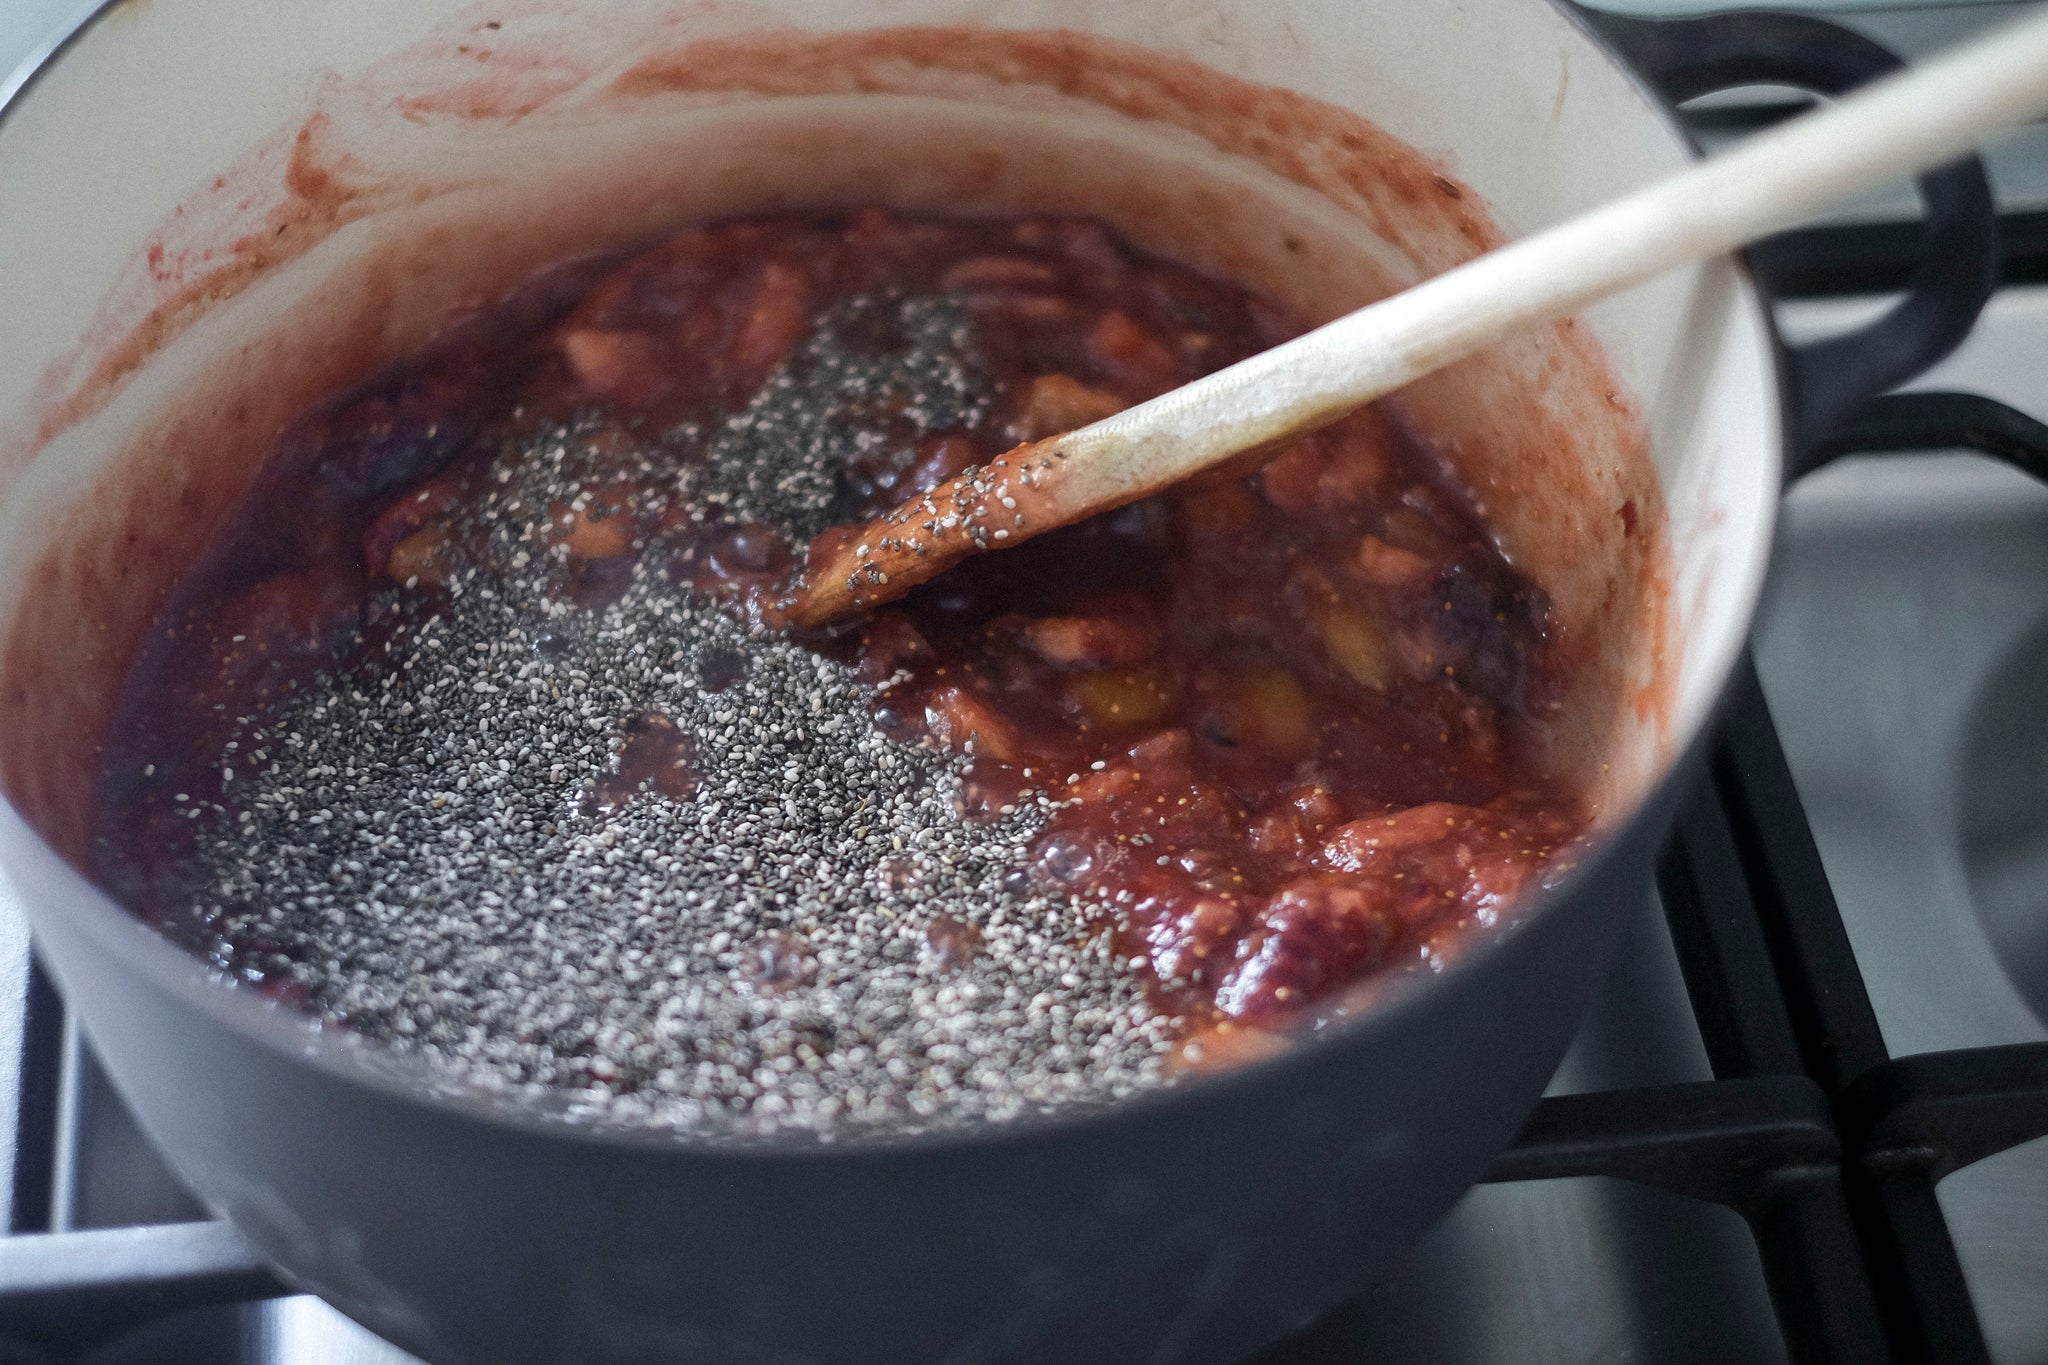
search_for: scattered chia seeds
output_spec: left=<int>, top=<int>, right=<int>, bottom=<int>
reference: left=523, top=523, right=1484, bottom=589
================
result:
left=98, top=209, right=1573, bottom=1143
left=683, top=294, right=989, bottom=538
left=172, top=303, right=1172, bottom=1140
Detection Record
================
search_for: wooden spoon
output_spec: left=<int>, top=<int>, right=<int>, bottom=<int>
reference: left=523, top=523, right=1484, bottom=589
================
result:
left=783, top=8, right=2048, bottom=628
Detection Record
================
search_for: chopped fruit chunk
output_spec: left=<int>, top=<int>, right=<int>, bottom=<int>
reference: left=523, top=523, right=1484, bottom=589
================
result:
left=1314, top=602, right=1395, bottom=692
left=1145, top=894, right=1246, bottom=983
left=363, top=474, right=464, bottom=576
left=1246, top=812, right=1305, bottom=859
left=1067, top=668, right=1171, bottom=729
left=1315, top=408, right=1398, bottom=504
left=941, top=255, right=1061, bottom=290
left=1169, top=1020, right=1291, bottom=1075
left=385, top=525, right=450, bottom=588
left=724, top=260, right=809, bottom=389
left=1177, top=482, right=1261, bottom=540
left=1018, top=615, right=1157, bottom=670
left=1009, top=373, right=1126, bottom=441
left=923, top=685, right=1028, bottom=764
left=1289, top=785, right=1344, bottom=833
left=1256, top=437, right=1329, bottom=517
left=558, top=328, right=668, bottom=406
left=545, top=501, right=633, bottom=560
left=1355, top=534, right=1434, bottom=586
left=1087, top=309, right=1181, bottom=394
left=1215, top=882, right=1392, bottom=1020
left=960, top=290, right=1075, bottom=326
left=1322, top=802, right=1474, bottom=869
left=1203, top=665, right=1314, bottom=758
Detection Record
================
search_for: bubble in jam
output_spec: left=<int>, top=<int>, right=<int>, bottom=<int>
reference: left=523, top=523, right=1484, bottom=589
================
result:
left=736, top=930, right=819, bottom=995
left=956, top=757, right=1034, bottom=824
left=696, top=644, right=748, bottom=693
left=1030, top=832, right=1097, bottom=886
left=580, top=712, right=698, bottom=815
left=922, top=915, right=982, bottom=972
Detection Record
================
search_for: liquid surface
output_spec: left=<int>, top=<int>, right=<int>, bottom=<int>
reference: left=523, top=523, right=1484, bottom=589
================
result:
left=90, top=209, right=1585, bottom=1131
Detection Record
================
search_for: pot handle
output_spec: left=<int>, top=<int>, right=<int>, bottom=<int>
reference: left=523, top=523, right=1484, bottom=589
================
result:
left=1570, top=6, right=1999, bottom=467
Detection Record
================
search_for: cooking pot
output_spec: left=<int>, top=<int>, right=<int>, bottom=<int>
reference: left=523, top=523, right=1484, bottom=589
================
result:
left=0, top=2, right=1994, bottom=1362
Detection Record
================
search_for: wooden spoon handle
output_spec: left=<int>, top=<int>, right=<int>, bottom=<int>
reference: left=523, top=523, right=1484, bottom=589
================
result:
left=786, top=7, right=2048, bottom=627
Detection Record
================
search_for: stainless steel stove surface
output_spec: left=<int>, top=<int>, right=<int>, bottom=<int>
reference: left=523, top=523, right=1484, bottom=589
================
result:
left=1758, top=289, right=2048, bottom=1365
left=5, top=4, right=2048, bottom=1363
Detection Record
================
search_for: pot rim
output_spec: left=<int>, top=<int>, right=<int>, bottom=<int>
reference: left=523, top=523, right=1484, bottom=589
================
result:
left=0, top=0, right=1785, bottom=1160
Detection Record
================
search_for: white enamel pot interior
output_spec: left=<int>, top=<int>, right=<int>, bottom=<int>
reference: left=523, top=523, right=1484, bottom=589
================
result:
left=0, top=0, right=1781, bottom=1360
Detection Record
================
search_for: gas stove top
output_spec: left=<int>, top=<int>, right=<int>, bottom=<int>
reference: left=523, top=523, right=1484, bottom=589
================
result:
left=4, top=5, right=2048, bottom=1363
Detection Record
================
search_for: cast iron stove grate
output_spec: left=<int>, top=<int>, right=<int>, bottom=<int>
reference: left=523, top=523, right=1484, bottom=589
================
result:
left=3, top=322, right=2048, bottom=1365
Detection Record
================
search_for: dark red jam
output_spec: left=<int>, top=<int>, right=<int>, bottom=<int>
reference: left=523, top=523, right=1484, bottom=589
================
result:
left=92, top=207, right=1586, bottom=1059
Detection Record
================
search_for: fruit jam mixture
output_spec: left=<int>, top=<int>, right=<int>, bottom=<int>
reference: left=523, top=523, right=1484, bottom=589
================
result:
left=91, top=209, right=1585, bottom=1131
